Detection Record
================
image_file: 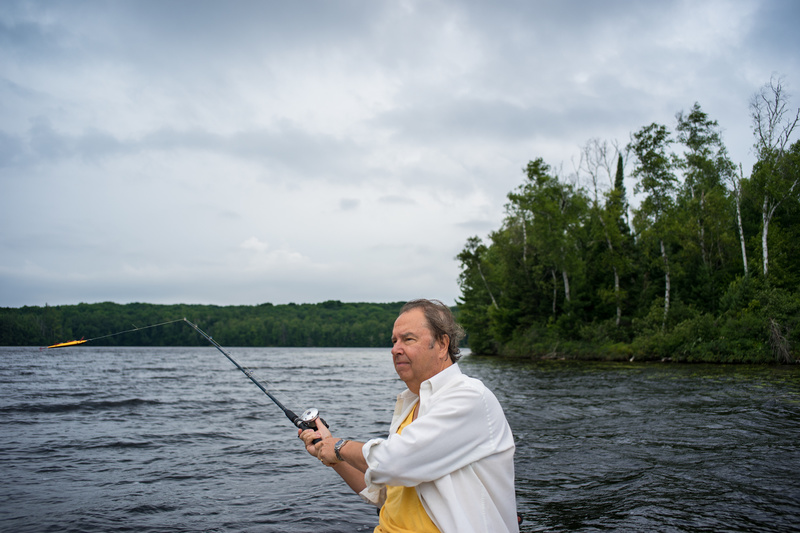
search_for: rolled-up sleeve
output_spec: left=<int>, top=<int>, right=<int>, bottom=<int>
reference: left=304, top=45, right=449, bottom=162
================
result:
left=359, top=437, right=387, bottom=506
left=357, top=365, right=518, bottom=532
left=363, top=378, right=500, bottom=487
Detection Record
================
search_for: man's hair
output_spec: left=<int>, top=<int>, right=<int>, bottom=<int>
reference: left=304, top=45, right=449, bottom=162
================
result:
left=400, top=299, right=465, bottom=363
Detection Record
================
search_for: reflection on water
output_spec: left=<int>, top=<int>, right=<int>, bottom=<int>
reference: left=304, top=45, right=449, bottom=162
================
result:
left=1, top=347, right=798, bottom=532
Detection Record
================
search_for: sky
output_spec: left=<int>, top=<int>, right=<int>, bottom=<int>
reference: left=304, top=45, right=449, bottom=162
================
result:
left=1, top=0, right=798, bottom=309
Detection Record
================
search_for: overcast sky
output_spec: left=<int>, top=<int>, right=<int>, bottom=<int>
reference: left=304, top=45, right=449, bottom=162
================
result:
left=1, top=0, right=798, bottom=309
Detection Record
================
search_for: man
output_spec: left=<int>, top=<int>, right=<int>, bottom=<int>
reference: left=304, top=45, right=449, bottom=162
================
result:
left=300, top=299, right=518, bottom=532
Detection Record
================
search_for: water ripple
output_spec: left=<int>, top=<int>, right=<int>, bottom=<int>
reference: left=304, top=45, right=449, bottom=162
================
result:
left=1, top=348, right=799, bottom=532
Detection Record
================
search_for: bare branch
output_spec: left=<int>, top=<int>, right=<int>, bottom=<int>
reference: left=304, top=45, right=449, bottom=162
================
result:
left=578, top=138, right=625, bottom=204
left=750, top=75, right=800, bottom=156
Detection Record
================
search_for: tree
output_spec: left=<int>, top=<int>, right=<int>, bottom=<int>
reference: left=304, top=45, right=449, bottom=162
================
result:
left=727, top=162, right=750, bottom=277
left=579, top=139, right=630, bottom=326
left=676, top=104, right=729, bottom=266
left=629, top=123, right=678, bottom=331
left=749, top=76, right=800, bottom=278
left=675, top=103, right=738, bottom=310
left=613, top=152, right=630, bottom=231
left=457, top=236, right=498, bottom=310
left=507, top=159, right=589, bottom=316
left=457, top=236, right=500, bottom=354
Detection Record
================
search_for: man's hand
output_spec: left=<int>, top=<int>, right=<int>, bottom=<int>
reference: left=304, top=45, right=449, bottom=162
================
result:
left=298, top=420, right=338, bottom=466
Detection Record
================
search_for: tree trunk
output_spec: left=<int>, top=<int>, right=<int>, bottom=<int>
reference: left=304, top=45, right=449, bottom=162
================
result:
left=661, top=239, right=671, bottom=332
left=699, top=190, right=708, bottom=268
left=597, top=212, right=623, bottom=327
left=551, top=269, right=558, bottom=316
left=733, top=164, right=748, bottom=277
left=761, top=177, right=798, bottom=278
left=613, top=265, right=621, bottom=327
left=521, top=216, right=528, bottom=266
left=762, top=196, right=770, bottom=278
left=477, top=262, right=499, bottom=309
left=736, top=195, right=748, bottom=277
left=562, top=270, right=571, bottom=302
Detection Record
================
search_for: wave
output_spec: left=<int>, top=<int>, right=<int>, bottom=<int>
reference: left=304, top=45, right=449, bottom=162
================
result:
left=126, top=503, right=179, bottom=515
left=83, top=438, right=156, bottom=449
left=0, top=398, right=161, bottom=415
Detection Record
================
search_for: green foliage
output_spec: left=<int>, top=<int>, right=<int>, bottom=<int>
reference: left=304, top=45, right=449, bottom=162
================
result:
left=0, top=301, right=405, bottom=347
left=456, top=98, right=799, bottom=364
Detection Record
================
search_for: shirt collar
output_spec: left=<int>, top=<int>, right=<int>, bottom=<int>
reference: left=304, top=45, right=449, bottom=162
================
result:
left=397, top=363, right=462, bottom=406
left=420, top=362, right=461, bottom=396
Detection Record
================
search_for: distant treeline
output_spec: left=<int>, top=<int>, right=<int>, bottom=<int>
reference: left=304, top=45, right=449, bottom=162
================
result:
left=0, top=301, right=408, bottom=348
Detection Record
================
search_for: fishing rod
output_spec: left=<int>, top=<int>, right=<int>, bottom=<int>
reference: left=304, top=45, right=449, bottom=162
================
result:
left=181, top=318, right=327, bottom=440
left=45, top=317, right=327, bottom=441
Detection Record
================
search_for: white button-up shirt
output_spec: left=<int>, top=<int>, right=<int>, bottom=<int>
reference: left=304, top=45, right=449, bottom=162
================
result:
left=360, top=363, right=519, bottom=533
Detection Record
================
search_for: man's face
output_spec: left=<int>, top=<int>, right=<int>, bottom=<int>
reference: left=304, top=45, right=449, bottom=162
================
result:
left=391, top=308, right=450, bottom=395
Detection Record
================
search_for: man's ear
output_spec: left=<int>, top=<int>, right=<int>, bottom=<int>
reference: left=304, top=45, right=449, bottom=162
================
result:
left=440, top=334, right=450, bottom=358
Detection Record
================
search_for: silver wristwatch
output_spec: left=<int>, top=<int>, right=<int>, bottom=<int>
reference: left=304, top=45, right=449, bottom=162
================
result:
left=334, top=438, right=349, bottom=462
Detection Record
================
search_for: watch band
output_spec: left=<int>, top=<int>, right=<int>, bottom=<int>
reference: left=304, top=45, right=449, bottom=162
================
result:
left=334, top=438, right=349, bottom=462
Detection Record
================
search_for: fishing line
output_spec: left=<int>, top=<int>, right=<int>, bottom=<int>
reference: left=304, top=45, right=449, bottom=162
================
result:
left=44, top=318, right=186, bottom=348
left=91, top=318, right=187, bottom=342
left=45, top=317, right=327, bottom=439
left=181, top=318, right=327, bottom=438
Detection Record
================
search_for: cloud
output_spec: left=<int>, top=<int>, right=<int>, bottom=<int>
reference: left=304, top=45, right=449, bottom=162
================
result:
left=240, top=236, right=269, bottom=253
left=1, top=0, right=798, bottom=308
left=379, top=195, right=416, bottom=205
left=339, top=198, right=360, bottom=211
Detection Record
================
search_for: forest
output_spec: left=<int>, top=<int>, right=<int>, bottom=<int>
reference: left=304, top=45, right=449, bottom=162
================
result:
left=0, top=300, right=406, bottom=348
left=456, top=77, right=799, bottom=364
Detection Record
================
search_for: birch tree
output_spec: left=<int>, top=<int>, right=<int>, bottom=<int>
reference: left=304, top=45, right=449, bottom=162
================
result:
left=508, top=158, right=588, bottom=316
left=457, top=236, right=499, bottom=310
left=726, top=162, right=749, bottom=276
left=629, top=123, right=678, bottom=331
left=579, top=139, right=629, bottom=326
left=750, top=76, right=800, bottom=278
left=675, top=104, right=729, bottom=267
left=674, top=103, right=738, bottom=308
left=456, top=236, right=500, bottom=354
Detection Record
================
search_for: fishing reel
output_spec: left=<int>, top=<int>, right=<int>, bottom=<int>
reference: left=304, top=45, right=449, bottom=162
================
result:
left=297, top=408, right=329, bottom=445
left=298, top=408, right=329, bottom=432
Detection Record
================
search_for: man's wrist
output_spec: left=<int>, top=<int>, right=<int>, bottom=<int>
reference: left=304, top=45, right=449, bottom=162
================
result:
left=334, top=438, right=349, bottom=462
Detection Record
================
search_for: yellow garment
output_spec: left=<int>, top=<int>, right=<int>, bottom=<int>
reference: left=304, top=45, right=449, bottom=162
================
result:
left=374, top=405, right=439, bottom=533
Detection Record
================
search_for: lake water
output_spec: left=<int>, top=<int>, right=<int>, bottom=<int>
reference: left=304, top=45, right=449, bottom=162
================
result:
left=1, top=346, right=799, bottom=532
